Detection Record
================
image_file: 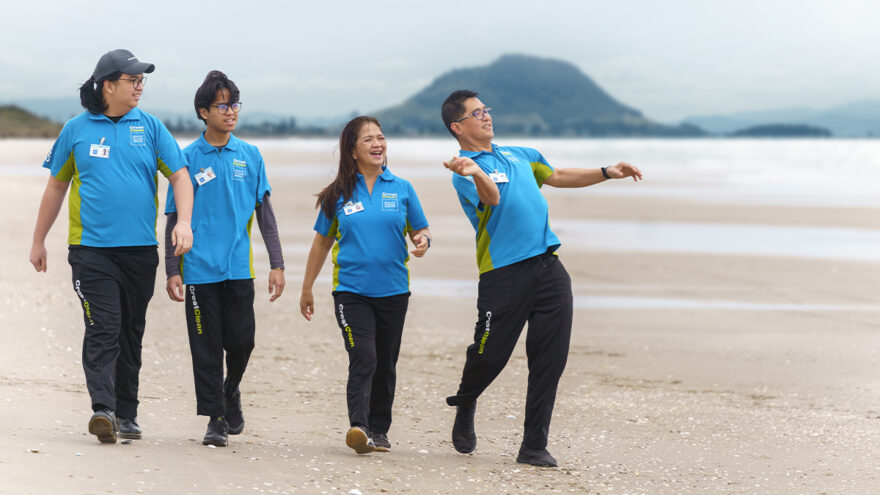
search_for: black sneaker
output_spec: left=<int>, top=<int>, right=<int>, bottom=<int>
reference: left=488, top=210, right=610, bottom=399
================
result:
left=516, top=446, right=558, bottom=467
left=372, top=432, right=391, bottom=452
left=345, top=426, right=376, bottom=454
left=203, top=417, right=228, bottom=447
left=224, top=390, right=244, bottom=435
left=117, top=417, right=142, bottom=439
left=451, top=401, right=477, bottom=453
left=88, top=409, right=117, bottom=444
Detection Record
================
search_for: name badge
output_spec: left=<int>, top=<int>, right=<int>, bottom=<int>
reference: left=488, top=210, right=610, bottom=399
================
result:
left=89, top=144, right=110, bottom=159
left=343, top=201, right=364, bottom=216
left=489, top=170, right=509, bottom=183
left=194, top=167, right=216, bottom=186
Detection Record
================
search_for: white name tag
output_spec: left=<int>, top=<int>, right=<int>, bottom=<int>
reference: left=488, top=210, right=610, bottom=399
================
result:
left=489, top=171, right=509, bottom=183
left=89, top=144, right=110, bottom=159
left=194, top=167, right=216, bottom=186
left=343, top=201, right=364, bottom=215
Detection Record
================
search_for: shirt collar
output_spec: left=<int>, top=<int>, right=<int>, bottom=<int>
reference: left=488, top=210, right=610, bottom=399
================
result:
left=88, top=107, right=142, bottom=123
left=459, top=143, right=497, bottom=158
left=356, top=165, right=395, bottom=182
left=196, top=132, right=240, bottom=154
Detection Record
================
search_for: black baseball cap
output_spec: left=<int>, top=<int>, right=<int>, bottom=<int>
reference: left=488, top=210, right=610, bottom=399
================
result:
left=92, top=49, right=155, bottom=81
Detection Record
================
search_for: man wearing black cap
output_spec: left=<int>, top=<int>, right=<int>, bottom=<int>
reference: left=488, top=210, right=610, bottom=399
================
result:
left=30, top=49, right=194, bottom=444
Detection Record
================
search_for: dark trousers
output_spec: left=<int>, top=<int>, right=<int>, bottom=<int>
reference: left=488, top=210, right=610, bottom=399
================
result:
left=184, top=279, right=256, bottom=417
left=68, top=246, right=158, bottom=419
left=446, top=252, right=573, bottom=450
left=332, top=291, right=409, bottom=434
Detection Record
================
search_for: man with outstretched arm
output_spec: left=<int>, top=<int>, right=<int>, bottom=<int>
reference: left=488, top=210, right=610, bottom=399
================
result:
left=440, top=89, right=643, bottom=467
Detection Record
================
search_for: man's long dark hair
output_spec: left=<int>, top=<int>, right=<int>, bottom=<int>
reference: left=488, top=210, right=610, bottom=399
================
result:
left=316, top=116, right=381, bottom=219
left=78, top=72, right=122, bottom=114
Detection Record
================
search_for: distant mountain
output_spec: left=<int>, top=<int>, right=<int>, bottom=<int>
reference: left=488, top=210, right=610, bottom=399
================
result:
left=684, top=100, right=880, bottom=137
left=375, top=54, right=704, bottom=137
left=731, top=124, right=832, bottom=137
left=0, top=106, right=62, bottom=138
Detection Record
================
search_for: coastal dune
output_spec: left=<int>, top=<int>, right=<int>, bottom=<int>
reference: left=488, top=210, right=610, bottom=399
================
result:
left=1, top=138, right=879, bottom=494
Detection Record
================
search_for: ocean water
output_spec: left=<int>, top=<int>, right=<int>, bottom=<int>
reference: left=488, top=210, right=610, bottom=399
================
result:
left=261, top=137, right=880, bottom=207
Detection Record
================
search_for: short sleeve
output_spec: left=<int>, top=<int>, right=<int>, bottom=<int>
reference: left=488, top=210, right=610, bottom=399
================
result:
left=154, top=121, right=187, bottom=178
left=43, top=121, right=75, bottom=181
left=314, top=209, right=338, bottom=238
left=255, top=151, right=271, bottom=205
left=528, top=148, right=554, bottom=187
left=164, top=182, right=177, bottom=214
left=405, top=181, right=429, bottom=231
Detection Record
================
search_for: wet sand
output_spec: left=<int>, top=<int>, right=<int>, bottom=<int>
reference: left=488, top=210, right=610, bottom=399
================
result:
left=1, top=138, right=879, bottom=494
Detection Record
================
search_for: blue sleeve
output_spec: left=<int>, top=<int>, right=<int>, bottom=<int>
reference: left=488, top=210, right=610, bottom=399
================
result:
left=164, top=182, right=177, bottom=214
left=405, top=182, right=428, bottom=231
left=153, top=119, right=187, bottom=177
left=313, top=209, right=336, bottom=237
left=452, top=174, right=483, bottom=211
left=44, top=121, right=75, bottom=180
left=255, top=151, right=271, bottom=205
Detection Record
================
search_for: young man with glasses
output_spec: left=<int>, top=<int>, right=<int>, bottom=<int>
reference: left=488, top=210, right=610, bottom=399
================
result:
left=30, top=49, right=194, bottom=444
left=440, top=89, right=643, bottom=467
left=164, top=70, right=285, bottom=447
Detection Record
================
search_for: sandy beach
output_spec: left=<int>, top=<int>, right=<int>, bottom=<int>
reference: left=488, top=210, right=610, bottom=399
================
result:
left=1, top=137, right=879, bottom=494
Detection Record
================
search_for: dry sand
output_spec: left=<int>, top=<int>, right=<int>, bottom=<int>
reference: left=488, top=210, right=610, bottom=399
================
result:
left=1, top=138, right=879, bottom=494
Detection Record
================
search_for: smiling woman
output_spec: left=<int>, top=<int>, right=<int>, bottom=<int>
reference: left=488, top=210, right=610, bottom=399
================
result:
left=28, top=48, right=195, bottom=446
left=299, top=116, right=432, bottom=455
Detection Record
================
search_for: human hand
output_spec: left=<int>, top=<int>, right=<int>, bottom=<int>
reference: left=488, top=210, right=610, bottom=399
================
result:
left=166, top=275, right=184, bottom=302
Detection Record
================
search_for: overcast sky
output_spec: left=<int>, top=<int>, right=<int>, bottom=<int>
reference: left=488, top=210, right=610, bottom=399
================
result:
left=1, top=0, right=877, bottom=123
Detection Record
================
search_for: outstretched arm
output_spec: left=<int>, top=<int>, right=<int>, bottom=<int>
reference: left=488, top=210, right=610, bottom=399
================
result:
left=543, top=161, right=643, bottom=188
left=299, top=232, right=335, bottom=321
left=29, top=176, right=70, bottom=272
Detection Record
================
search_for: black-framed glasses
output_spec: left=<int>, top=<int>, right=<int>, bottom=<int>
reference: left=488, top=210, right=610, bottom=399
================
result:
left=213, top=102, right=242, bottom=113
left=119, top=77, right=147, bottom=89
left=453, top=106, right=491, bottom=123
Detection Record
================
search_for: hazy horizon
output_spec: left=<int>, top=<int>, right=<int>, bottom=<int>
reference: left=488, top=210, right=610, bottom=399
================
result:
left=2, top=0, right=877, bottom=123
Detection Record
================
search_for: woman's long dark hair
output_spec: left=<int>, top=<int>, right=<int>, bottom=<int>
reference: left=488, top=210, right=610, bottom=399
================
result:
left=78, top=71, right=122, bottom=115
left=316, top=116, right=381, bottom=219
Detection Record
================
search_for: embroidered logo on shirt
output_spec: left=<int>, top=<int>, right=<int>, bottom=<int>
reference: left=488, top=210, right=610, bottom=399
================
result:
left=129, top=125, right=145, bottom=146
left=381, top=192, right=399, bottom=211
left=232, top=158, right=247, bottom=181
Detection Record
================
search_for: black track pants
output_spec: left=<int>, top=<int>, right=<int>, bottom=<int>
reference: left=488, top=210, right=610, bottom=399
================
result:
left=185, top=279, right=255, bottom=417
left=446, top=251, right=573, bottom=450
left=68, top=246, right=158, bottom=419
left=332, top=291, right=409, bottom=434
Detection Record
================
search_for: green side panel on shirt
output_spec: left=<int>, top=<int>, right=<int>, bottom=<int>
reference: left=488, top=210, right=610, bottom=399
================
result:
left=531, top=161, right=553, bottom=188
left=247, top=213, right=255, bottom=278
left=64, top=153, right=83, bottom=245
left=475, top=206, right=494, bottom=274
left=328, top=218, right=341, bottom=291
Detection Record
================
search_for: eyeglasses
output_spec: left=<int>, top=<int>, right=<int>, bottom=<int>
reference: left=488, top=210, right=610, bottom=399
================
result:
left=453, top=106, right=491, bottom=123
left=213, top=102, right=242, bottom=113
left=119, top=77, right=147, bottom=89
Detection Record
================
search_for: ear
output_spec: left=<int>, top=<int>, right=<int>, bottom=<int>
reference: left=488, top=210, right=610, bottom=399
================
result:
left=199, top=108, right=209, bottom=121
left=103, top=80, right=114, bottom=94
left=451, top=122, right=462, bottom=136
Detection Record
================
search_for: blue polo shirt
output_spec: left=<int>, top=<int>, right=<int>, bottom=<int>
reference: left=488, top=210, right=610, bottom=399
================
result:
left=452, top=144, right=560, bottom=274
left=43, top=108, right=187, bottom=247
left=166, top=133, right=271, bottom=284
left=314, top=167, right=428, bottom=297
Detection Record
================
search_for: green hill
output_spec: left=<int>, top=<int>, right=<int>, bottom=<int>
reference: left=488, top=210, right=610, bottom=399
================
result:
left=0, top=105, right=62, bottom=138
left=375, top=54, right=703, bottom=137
